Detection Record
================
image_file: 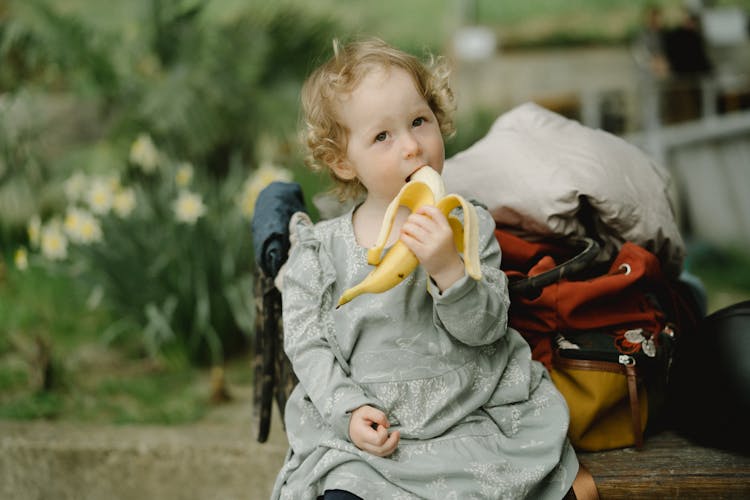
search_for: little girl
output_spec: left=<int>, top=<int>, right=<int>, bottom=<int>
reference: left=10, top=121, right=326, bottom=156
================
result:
left=271, top=38, right=578, bottom=500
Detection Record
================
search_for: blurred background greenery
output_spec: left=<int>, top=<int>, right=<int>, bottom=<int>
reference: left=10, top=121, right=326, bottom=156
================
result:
left=1, top=0, right=749, bottom=424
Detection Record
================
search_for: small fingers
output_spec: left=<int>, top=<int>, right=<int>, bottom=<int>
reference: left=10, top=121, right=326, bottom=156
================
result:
left=381, top=429, right=400, bottom=455
left=415, top=204, right=447, bottom=221
left=362, top=429, right=400, bottom=457
left=415, top=206, right=452, bottom=233
left=349, top=406, right=399, bottom=457
left=358, top=406, right=389, bottom=429
left=372, top=423, right=389, bottom=446
left=401, top=215, right=435, bottom=243
left=406, top=207, right=452, bottom=234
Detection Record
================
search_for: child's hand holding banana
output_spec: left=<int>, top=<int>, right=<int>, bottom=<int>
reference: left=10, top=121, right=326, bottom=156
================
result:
left=400, top=204, right=466, bottom=291
left=337, top=166, right=481, bottom=307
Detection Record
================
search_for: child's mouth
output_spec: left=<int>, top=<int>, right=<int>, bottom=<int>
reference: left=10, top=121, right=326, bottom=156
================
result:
left=405, top=166, right=426, bottom=183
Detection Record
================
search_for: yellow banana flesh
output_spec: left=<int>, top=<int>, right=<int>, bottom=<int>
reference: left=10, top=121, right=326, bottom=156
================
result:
left=337, top=166, right=481, bottom=307
left=447, top=215, right=464, bottom=253
left=436, top=194, right=481, bottom=280
left=337, top=242, right=419, bottom=307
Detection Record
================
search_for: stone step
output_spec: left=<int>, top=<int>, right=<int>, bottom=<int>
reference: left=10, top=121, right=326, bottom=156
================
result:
left=0, top=408, right=288, bottom=500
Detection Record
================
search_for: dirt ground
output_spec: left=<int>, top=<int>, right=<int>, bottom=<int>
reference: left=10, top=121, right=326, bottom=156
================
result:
left=0, top=387, right=289, bottom=500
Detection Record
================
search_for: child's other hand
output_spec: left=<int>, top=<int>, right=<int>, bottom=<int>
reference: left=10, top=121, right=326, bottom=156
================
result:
left=349, top=405, right=400, bottom=457
left=400, top=205, right=465, bottom=291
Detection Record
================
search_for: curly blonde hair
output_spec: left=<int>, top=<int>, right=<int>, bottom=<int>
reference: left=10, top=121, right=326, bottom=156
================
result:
left=300, top=38, right=455, bottom=201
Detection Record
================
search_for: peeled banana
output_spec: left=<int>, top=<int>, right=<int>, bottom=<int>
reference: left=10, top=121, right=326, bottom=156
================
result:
left=337, top=166, right=481, bottom=307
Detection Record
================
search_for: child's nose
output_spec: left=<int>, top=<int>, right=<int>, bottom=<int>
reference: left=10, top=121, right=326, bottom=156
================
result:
left=401, top=132, right=421, bottom=159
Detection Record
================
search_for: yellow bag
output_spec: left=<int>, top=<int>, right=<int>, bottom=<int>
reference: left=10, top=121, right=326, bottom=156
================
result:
left=548, top=330, right=672, bottom=451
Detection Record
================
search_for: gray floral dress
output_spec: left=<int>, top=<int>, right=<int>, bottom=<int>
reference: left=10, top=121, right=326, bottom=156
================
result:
left=271, top=205, right=578, bottom=500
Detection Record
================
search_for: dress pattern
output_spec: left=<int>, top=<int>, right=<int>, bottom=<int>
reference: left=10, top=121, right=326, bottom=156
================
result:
left=271, top=205, right=578, bottom=499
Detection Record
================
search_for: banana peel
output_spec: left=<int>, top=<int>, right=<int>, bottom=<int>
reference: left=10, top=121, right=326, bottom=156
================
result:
left=337, top=166, right=481, bottom=307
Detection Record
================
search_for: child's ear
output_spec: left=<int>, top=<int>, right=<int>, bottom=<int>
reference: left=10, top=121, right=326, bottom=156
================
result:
left=331, top=160, right=357, bottom=181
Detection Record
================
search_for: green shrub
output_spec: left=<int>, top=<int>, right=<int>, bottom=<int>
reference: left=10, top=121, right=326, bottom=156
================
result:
left=1, top=0, right=340, bottom=364
left=20, top=138, right=297, bottom=365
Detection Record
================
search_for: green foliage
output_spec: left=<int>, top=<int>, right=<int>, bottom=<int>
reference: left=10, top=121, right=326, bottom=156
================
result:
left=23, top=148, right=275, bottom=365
left=0, top=344, right=253, bottom=424
left=0, top=0, right=339, bottom=232
left=0, top=392, right=63, bottom=420
left=1, top=0, right=340, bottom=364
left=0, top=259, right=110, bottom=348
left=0, top=364, right=28, bottom=393
left=0, top=261, right=233, bottom=424
left=687, top=243, right=750, bottom=291
left=115, top=1, right=337, bottom=169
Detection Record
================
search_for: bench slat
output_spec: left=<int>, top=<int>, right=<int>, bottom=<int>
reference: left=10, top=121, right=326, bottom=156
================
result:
left=578, top=431, right=750, bottom=499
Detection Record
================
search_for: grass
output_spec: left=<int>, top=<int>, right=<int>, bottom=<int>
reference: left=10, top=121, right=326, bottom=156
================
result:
left=0, top=258, right=254, bottom=424
left=4, top=256, right=111, bottom=353
left=0, top=341, right=254, bottom=424
left=0, top=351, right=253, bottom=424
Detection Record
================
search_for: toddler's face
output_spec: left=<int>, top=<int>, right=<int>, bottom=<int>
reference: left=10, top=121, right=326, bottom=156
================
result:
left=335, top=66, right=445, bottom=206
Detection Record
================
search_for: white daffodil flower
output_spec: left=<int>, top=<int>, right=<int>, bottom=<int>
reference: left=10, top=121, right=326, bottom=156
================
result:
left=113, top=188, right=137, bottom=218
left=64, top=172, right=88, bottom=202
left=64, top=207, right=102, bottom=244
left=173, top=190, right=206, bottom=224
left=14, top=247, right=28, bottom=270
left=87, top=178, right=114, bottom=215
left=129, top=134, right=160, bottom=173
left=175, top=162, right=194, bottom=187
left=40, top=222, right=68, bottom=260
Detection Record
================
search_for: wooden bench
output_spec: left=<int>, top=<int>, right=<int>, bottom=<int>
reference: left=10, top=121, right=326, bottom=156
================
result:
left=578, top=431, right=750, bottom=499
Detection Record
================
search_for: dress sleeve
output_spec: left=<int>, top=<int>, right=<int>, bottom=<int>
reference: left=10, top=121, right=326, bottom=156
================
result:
left=429, top=205, right=511, bottom=346
left=281, top=217, right=382, bottom=440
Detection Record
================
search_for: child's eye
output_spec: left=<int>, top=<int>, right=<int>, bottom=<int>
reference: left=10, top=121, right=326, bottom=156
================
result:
left=374, top=131, right=388, bottom=142
left=412, top=117, right=425, bottom=127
